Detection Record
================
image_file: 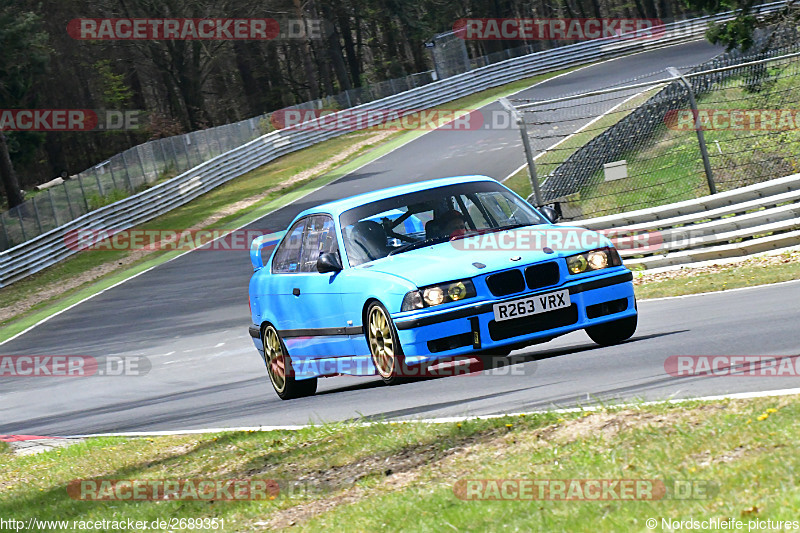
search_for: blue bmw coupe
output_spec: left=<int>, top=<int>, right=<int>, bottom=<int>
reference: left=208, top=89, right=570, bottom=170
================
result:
left=248, top=176, right=637, bottom=399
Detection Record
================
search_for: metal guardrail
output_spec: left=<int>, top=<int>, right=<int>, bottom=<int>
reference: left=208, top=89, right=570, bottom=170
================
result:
left=571, top=173, right=800, bottom=269
left=0, top=2, right=788, bottom=288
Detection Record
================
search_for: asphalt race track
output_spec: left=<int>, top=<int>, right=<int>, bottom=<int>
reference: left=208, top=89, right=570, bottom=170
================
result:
left=5, top=40, right=797, bottom=436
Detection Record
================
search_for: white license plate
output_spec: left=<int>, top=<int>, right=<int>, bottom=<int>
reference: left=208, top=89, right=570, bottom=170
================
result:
left=492, top=289, right=571, bottom=322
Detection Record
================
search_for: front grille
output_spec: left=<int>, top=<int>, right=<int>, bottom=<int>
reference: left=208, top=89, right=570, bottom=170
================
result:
left=488, top=304, right=579, bottom=341
left=524, top=261, right=560, bottom=290
left=586, top=298, right=628, bottom=319
left=486, top=269, right=525, bottom=296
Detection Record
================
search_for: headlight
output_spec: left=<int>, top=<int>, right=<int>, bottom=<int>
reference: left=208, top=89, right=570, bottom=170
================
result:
left=566, top=254, right=588, bottom=274
left=401, top=279, right=477, bottom=311
left=587, top=250, right=608, bottom=270
left=566, top=247, right=621, bottom=275
left=423, top=286, right=444, bottom=306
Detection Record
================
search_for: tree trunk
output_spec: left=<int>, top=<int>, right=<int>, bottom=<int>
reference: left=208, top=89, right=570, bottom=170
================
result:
left=293, top=0, right=320, bottom=100
left=0, top=133, right=25, bottom=209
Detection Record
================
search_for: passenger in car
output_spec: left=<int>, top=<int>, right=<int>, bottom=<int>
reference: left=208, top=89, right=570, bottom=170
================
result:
left=437, top=210, right=467, bottom=238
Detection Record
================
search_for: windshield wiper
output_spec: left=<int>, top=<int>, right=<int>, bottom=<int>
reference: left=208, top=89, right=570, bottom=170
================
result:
left=387, top=236, right=449, bottom=256
left=482, top=223, right=530, bottom=234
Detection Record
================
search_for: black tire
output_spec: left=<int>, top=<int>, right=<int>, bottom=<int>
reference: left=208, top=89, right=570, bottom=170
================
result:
left=365, top=301, right=409, bottom=385
left=262, top=324, right=318, bottom=400
left=585, top=314, right=638, bottom=346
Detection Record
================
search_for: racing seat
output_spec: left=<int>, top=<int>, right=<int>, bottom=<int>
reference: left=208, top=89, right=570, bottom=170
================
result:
left=425, top=219, right=441, bottom=240
left=349, top=220, right=390, bottom=265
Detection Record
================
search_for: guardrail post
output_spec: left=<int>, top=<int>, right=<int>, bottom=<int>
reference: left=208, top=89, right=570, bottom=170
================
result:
left=667, top=67, right=717, bottom=194
left=500, top=97, right=543, bottom=206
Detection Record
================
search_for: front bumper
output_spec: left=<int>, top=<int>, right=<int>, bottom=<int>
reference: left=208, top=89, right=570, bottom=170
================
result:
left=393, top=270, right=636, bottom=366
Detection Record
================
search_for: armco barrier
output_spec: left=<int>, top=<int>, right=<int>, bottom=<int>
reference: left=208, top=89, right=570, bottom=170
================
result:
left=0, top=3, right=788, bottom=288
left=571, top=172, right=800, bottom=269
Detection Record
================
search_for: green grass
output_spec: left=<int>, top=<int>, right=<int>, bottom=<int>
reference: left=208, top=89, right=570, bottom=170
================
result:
left=1, top=396, right=797, bottom=531
left=0, top=441, right=10, bottom=454
left=0, top=66, right=584, bottom=342
left=633, top=252, right=800, bottom=299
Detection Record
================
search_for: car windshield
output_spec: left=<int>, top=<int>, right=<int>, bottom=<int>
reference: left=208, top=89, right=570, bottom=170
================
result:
left=339, top=181, right=548, bottom=267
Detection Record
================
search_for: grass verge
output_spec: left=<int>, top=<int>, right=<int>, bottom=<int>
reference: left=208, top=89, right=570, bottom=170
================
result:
left=633, top=249, right=800, bottom=299
left=0, top=395, right=797, bottom=531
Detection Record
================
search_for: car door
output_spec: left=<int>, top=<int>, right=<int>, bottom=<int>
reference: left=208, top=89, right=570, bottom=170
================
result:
left=276, top=215, right=352, bottom=359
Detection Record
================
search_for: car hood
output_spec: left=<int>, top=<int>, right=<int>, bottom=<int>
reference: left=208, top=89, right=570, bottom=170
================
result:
left=360, top=225, right=607, bottom=287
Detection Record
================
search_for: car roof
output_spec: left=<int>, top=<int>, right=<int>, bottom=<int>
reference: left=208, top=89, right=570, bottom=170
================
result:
left=295, top=175, right=498, bottom=219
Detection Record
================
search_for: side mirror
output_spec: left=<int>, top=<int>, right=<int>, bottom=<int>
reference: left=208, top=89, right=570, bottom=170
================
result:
left=539, top=205, right=561, bottom=224
left=317, top=251, right=343, bottom=273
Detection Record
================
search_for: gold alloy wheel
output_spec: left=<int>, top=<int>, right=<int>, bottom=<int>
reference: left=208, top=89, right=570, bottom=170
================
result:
left=263, top=326, right=287, bottom=393
left=368, top=305, right=395, bottom=378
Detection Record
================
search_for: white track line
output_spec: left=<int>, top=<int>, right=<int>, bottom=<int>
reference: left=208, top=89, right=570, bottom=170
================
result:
left=64, top=386, right=800, bottom=438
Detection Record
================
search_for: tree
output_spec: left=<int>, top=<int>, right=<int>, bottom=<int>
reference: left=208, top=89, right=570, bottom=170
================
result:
left=682, top=0, right=800, bottom=51
left=0, top=2, right=49, bottom=208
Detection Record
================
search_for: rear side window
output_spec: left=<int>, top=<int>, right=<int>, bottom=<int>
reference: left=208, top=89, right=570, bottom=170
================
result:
left=299, top=216, right=337, bottom=272
left=272, top=219, right=306, bottom=273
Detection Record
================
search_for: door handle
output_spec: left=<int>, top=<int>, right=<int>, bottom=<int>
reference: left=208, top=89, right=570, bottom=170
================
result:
left=292, top=288, right=301, bottom=296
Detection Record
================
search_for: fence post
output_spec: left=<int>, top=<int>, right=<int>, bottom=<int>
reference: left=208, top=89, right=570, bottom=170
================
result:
left=500, top=98, right=543, bottom=206
left=157, top=139, right=169, bottom=176
left=135, top=146, right=148, bottom=183
left=121, top=152, right=135, bottom=191
left=16, top=207, right=26, bottom=241
left=668, top=67, right=717, bottom=194
left=105, top=162, right=118, bottom=190
left=63, top=180, right=75, bottom=220
left=109, top=161, right=120, bottom=191
left=48, top=189, right=59, bottom=227
left=77, top=175, right=90, bottom=211
left=93, top=166, right=105, bottom=197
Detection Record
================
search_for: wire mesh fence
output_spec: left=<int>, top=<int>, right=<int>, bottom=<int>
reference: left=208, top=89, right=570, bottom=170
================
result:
left=0, top=116, right=267, bottom=252
left=509, top=28, right=800, bottom=221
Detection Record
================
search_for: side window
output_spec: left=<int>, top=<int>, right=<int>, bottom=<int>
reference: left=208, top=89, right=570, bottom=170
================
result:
left=479, top=192, right=516, bottom=225
left=272, top=219, right=307, bottom=273
left=300, top=215, right=338, bottom=272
